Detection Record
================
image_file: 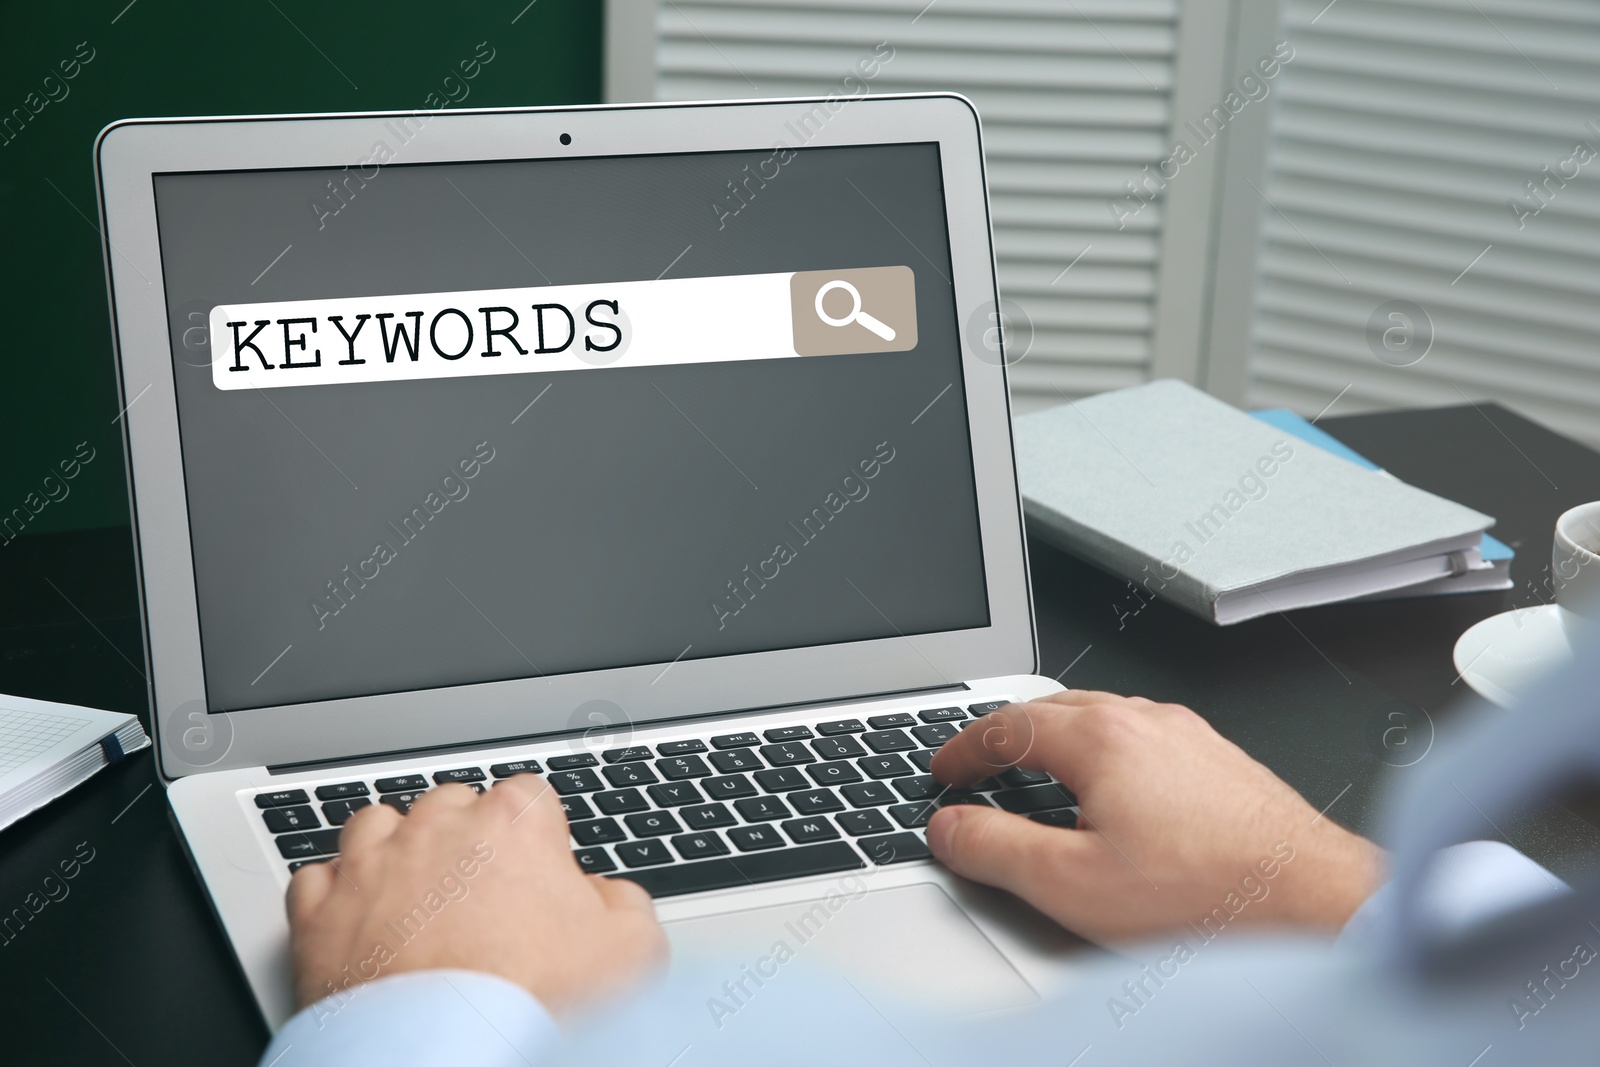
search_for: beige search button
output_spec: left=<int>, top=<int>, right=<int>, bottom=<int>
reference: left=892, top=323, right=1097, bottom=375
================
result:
left=790, top=266, right=917, bottom=356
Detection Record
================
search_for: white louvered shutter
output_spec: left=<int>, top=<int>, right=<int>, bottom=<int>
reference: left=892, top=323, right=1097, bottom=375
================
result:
left=653, top=0, right=1208, bottom=412
left=1246, top=0, right=1600, bottom=447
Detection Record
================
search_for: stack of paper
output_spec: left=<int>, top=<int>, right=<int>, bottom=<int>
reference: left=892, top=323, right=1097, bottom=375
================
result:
left=1014, top=380, right=1498, bottom=625
left=0, top=693, right=150, bottom=832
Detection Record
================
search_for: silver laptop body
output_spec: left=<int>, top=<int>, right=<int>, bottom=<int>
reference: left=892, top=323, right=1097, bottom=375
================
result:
left=96, top=94, right=1084, bottom=1028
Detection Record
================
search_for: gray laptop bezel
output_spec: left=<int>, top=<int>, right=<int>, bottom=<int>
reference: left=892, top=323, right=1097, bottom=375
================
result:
left=95, top=94, right=1036, bottom=780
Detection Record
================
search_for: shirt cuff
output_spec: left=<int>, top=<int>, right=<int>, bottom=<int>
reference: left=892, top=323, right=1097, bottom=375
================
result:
left=1339, top=839, right=1569, bottom=951
left=259, top=969, right=561, bottom=1067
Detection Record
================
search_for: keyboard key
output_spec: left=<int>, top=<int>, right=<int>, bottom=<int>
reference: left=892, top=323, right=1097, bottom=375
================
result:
left=700, top=775, right=756, bottom=801
left=1031, top=809, right=1078, bottom=828
left=811, top=736, right=866, bottom=760
left=656, top=739, right=708, bottom=757
left=681, top=803, right=737, bottom=830
left=709, top=749, right=763, bottom=774
left=547, top=753, right=599, bottom=770
left=759, top=742, right=815, bottom=767
left=487, top=762, right=540, bottom=780
left=862, top=730, right=916, bottom=754
left=603, top=763, right=658, bottom=788
left=625, top=811, right=682, bottom=838
left=860, top=832, right=933, bottom=865
left=918, top=707, right=966, bottom=723
left=858, top=755, right=913, bottom=779
left=648, top=781, right=705, bottom=807
left=610, top=842, right=864, bottom=898
left=867, top=713, right=916, bottom=729
left=560, top=796, right=595, bottom=821
left=594, top=789, right=650, bottom=816
left=262, top=806, right=318, bottom=834
left=911, top=723, right=960, bottom=747
left=816, top=718, right=866, bottom=735
left=790, top=788, right=844, bottom=815
left=288, top=858, right=331, bottom=872
left=888, top=801, right=934, bottom=828
left=275, top=828, right=341, bottom=860
left=549, top=769, right=603, bottom=795
left=573, top=847, right=617, bottom=873
left=616, top=840, right=673, bottom=868
left=993, top=784, right=1076, bottom=814
left=735, top=795, right=791, bottom=822
left=936, top=791, right=992, bottom=808
left=806, top=762, right=863, bottom=787
left=908, top=750, right=937, bottom=773
left=656, top=755, right=712, bottom=780
left=314, top=782, right=370, bottom=801
left=841, top=782, right=897, bottom=807
left=892, top=775, right=940, bottom=801
left=836, top=809, right=894, bottom=836
left=321, top=798, right=370, bottom=826
left=711, top=732, right=760, bottom=750
left=999, top=766, right=1053, bottom=788
left=255, top=789, right=309, bottom=809
left=753, top=767, right=809, bottom=792
left=763, top=725, right=814, bottom=743
left=374, top=775, right=429, bottom=793
left=671, top=831, right=730, bottom=860
left=968, top=701, right=1009, bottom=716
left=572, top=818, right=627, bottom=845
left=729, top=824, right=785, bottom=851
left=781, top=817, right=841, bottom=844
left=432, top=767, right=486, bottom=786
left=379, top=791, right=426, bottom=814
left=602, top=746, right=653, bottom=764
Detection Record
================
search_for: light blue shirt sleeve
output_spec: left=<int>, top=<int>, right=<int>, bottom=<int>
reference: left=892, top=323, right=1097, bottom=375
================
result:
left=258, top=969, right=562, bottom=1067
left=1338, top=838, right=1568, bottom=951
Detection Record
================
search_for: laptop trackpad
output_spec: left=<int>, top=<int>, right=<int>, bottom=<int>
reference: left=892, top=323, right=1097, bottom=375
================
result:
left=666, top=883, right=1037, bottom=1014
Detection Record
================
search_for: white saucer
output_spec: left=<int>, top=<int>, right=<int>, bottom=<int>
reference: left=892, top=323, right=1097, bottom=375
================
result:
left=1453, top=604, right=1582, bottom=707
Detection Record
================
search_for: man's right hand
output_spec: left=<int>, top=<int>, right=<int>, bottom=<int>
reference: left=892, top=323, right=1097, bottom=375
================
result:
left=927, top=690, right=1384, bottom=944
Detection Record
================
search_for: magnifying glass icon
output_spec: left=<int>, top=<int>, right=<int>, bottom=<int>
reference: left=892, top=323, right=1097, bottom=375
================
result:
left=814, top=279, right=896, bottom=342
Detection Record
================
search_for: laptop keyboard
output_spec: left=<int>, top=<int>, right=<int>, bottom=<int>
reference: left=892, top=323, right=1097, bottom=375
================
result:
left=254, top=699, right=1079, bottom=898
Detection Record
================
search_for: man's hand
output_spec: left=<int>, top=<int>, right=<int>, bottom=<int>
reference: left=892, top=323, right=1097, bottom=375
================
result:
left=286, top=775, right=665, bottom=1015
left=928, top=690, right=1383, bottom=943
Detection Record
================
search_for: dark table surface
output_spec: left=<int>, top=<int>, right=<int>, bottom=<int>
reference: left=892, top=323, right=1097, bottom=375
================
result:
left=4, top=402, right=1599, bottom=1066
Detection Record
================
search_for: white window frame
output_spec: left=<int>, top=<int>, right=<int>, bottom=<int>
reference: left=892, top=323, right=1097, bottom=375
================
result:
left=605, top=0, right=1287, bottom=404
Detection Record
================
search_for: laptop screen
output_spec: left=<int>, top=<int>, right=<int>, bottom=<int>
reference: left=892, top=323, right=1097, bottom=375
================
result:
left=151, top=142, right=990, bottom=714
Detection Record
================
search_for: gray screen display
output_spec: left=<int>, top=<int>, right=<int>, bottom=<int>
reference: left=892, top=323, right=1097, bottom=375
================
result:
left=153, top=143, right=989, bottom=713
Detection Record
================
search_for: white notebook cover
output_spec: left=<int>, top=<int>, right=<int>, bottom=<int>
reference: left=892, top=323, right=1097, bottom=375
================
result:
left=1014, top=380, right=1494, bottom=623
left=0, top=693, right=150, bottom=831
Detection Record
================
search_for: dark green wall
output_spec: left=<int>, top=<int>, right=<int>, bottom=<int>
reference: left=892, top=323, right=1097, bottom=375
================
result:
left=0, top=0, right=602, bottom=538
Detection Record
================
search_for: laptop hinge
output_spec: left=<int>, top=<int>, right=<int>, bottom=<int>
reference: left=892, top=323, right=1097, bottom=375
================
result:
left=267, top=680, right=972, bottom=775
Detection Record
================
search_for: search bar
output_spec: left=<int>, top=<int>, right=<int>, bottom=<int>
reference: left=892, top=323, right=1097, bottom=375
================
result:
left=206, top=265, right=917, bottom=392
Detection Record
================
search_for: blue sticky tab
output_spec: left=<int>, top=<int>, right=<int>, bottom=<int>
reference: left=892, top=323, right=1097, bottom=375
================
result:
left=1480, top=534, right=1514, bottom=561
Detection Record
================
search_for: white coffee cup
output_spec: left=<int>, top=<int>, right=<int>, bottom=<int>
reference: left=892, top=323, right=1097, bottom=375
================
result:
left=1553, top=501, right=1600, bottom=622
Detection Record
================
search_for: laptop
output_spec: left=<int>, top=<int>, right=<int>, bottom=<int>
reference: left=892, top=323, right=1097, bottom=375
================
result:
left=95, top=94, right=1083, bottom=1028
